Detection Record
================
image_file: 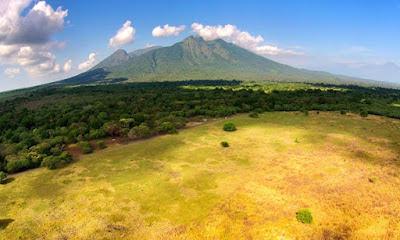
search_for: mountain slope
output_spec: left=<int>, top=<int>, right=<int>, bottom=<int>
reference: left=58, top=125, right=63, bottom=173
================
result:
left=92, top=49, right=130, bottom=69
left=61, top=36, right=383, bottom=85
left=128, top=46, right=162, bottom=58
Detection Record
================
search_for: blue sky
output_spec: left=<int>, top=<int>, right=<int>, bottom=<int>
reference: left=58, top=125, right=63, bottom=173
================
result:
left=1, top=0, right=400, bottom=91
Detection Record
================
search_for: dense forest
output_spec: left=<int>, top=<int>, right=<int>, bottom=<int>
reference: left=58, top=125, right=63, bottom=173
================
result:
left=0, top=80, right=399, bottom=174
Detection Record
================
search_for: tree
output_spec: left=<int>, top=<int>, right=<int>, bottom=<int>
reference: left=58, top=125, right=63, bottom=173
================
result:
left=0, top=171, right=7, bottom=184
left=104, top=123, right=121, bottom=137
left=223, top=122, right=237, bottom=132
left=157, top=122, right=177, bottom=134
left=129, top=123, right=151, bottom=139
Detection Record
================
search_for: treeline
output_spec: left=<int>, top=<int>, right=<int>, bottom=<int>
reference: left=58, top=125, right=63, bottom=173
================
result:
left=0, top=80, right=399, bottom=173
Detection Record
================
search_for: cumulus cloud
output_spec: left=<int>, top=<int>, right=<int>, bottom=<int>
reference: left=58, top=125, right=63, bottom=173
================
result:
left=63, top=59, right=72, bottom=72
left=0, top=1, right=68, bottom=76
left=152, top=24, right=186, bottom=37
left=191, top=23, right=302, bottom=56
left=145, top=43, right=155, bottom=48
left=78, top=53, right=96, bottom=70
left=4, top=68, right=20, bottom=78
left=108, top=21, right=135, bottom=48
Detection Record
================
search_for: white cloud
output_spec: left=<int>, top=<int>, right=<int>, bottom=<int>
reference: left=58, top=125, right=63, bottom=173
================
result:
left=63, top=59, right=72, bottom=72
left=4, top=68, right=20, bottom=78
left=191, top=23, right=303, bottom=56
left=78, top=53, right=96, bottom=70
left=0, top=1, right=69, bottom=76
left=0, top=0, right=68, bottom=44
left=152, top=24, right=186, bottom=37
left=108, top=21, right=135, bottom=48
left=145, top=43, right=155, bottom=48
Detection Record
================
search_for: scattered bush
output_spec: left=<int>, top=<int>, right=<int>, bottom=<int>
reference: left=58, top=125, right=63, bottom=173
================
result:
left=249, top=112, right=259, bottom=118
left=220, top=141, right=229, bottom=147
left=300, top=108, right=309, bottom=116
left=360, top=111, right=369, bottom=117
left=80, top=142, right=93, bottom=154
left=296, top=209, right=313, bottom=224
left=6, top=158, right=33, bottom=173
left=340, top=110, right=347, bottom=115
left=368, top=176, right=377, bottom=183
left=0, top=171, right=7, bottom=184
left=129, top=123, right=151, bottom=139
left=60, top=151, right=73, bottom=163
left=96, top=140, right=106, bottom=149
left=41, top=156, right=62, bottom=170
left=223, top=122, right=237, bottom=132
left=157, top=122, right=177, bottom=134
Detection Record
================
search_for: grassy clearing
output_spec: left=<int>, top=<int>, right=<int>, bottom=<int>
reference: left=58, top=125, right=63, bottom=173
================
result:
left=0, top=112, right=400, bottom=239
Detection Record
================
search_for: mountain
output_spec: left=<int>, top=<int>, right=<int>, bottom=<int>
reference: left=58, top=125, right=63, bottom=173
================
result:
left=61, top=36, right=384, bottom=86
left=92, top=49, right=130, bottom=69
left=92, top=46, right=162, bottom=70
left=128, top=46, right=162, bottom=58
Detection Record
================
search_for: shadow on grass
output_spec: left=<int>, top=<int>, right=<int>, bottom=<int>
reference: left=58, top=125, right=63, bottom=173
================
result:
left=0, top=219, right=14, bottom=230
left=2, top=178, right=15, bottom=184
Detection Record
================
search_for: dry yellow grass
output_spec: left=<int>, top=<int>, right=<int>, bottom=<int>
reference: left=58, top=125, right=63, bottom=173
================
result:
left=0, top=112, right=399, bottom=239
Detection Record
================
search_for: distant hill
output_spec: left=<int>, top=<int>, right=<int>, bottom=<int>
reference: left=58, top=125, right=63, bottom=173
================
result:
left=59, top=36, right=386, bottom=86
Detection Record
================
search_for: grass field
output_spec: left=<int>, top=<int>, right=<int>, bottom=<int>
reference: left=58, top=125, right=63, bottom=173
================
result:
left=1, top=112, right=400, bottom=239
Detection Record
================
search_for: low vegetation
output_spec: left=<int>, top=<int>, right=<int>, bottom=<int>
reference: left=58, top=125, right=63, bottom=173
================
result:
left=296, top=209, right=313, bottom=224
left=220, top=141, right=229, bottom=147
left=0, top=112, right=399, bottom=239
left=223, top=122, right=237, bottom=132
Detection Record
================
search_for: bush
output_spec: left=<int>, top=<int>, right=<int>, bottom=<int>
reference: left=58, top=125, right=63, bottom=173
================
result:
left=340, top=110, right=347, bottom=115
left=220, top=141, right=229, bottom=147
left=6, top=158, right=33, bottom=173
left=41, top=156, right=62, bottom=170
left=60, top=151, right=73, bottom=163
left=368, top=176, right=377, bottom=183
left=360, top=111, right=369, bottom=117
left=96, top=140, right=106, bottom=149
left=157, top=122, right=177, bottom=134
left=249, top=112, right=259, bottom=118
left=296, top=209, right=313, bottom=224
left=0, top=171, right=7, bottom=184
left=223, top=122, right=237, bottom=132
left=80, top=142, right=93, bottom=154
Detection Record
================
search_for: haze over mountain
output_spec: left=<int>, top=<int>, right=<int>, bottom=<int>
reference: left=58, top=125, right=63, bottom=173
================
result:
left=59, top=36, right=384, bottom=86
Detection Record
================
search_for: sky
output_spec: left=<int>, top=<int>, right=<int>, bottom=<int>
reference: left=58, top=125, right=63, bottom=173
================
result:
left=1, top=0, right=400, bottom=92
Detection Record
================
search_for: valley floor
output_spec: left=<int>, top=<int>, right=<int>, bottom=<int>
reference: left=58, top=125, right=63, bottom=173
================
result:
left=1, top=112, right=400, bottom=239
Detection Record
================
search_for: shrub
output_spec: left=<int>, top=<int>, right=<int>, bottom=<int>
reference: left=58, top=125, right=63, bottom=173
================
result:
left=368, top=176, right=377, bottom=183
left=96, top=140, right=106, bottom=149
left=249, top=112, right=259, bottom=118
left=296, top=209, right=313, bottom=224
left=360, top=111, right=369, bottom=117
left=0, top=171, right=7, bottom=184
left=157, top=122, right=177, bottom=134
left=60, top=151, right=73, bottom=163
left=223, top=122, right=237, bottom=132
left=340, top=110, right=347, bottom=115
left=80, top=142, right=93, bottom=154
left=6, top=158, right=33, bottom=173
left=220, top=141, right=230, bottom=147
left=41, top=156, right=62, bottom=170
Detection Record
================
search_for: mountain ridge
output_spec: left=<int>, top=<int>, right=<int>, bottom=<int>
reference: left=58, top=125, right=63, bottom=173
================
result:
left=61, top=36, right=388, bottom=86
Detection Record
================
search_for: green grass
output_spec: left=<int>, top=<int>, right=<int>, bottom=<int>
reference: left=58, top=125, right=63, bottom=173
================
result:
left=0, top=112, right=400, bottom=239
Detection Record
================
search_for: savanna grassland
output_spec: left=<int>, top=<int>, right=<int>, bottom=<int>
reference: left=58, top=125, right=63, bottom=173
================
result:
left=1, top=112, right=399, bottom=239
